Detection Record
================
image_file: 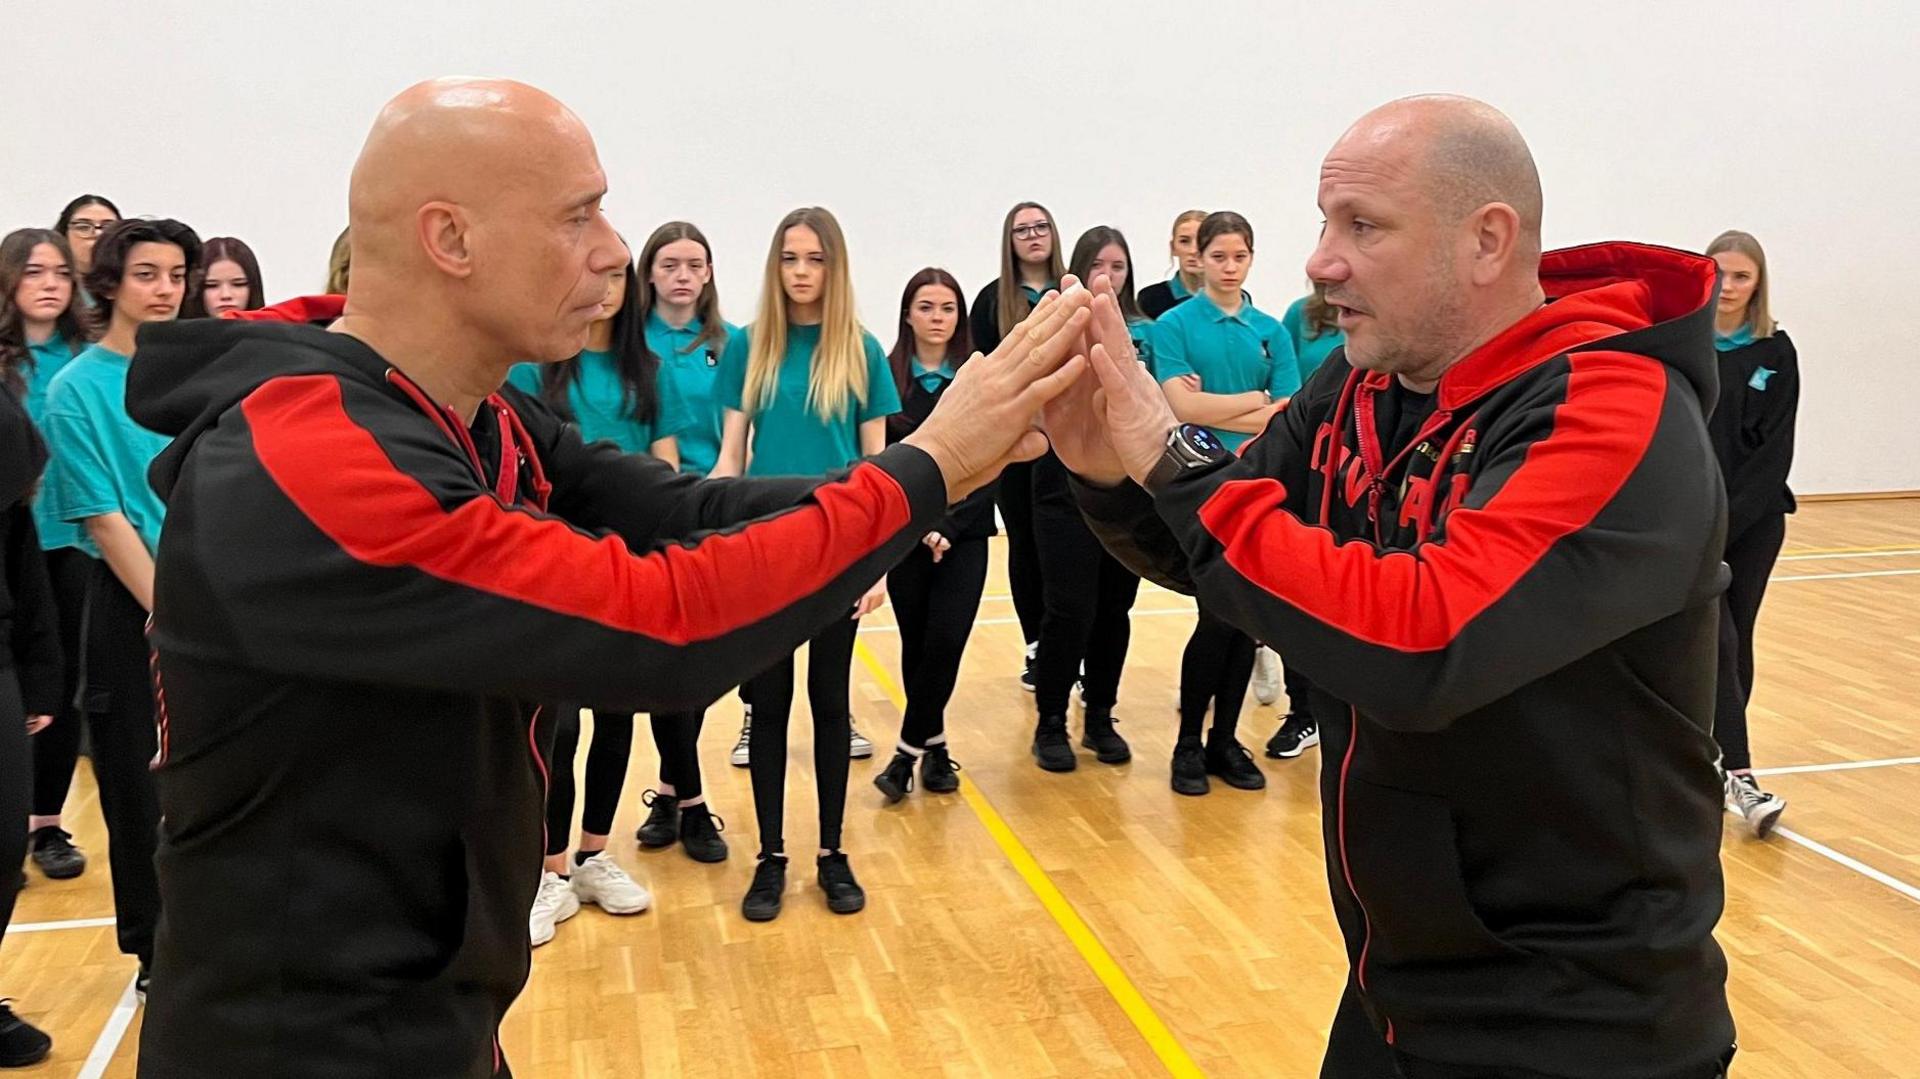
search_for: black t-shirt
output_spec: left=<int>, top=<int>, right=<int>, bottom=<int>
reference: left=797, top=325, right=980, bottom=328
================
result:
left=1374, top=379, right=1438, bottom=459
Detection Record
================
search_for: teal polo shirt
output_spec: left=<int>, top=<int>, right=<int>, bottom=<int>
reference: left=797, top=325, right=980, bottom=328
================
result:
left=42, top=344, right=171, bottom=558
left=21, top=334, right=81, bottom=551
left=1150, top=291, right=1300, bottom=450
left=911, top=361, right=956, bottom=394
left=506, top=348, right=695, bottom=456
left=1128, top=317, right=1157, bottom=377
left=717, top=322, right=901, bottom=478
left=648, top=312, right=738, bottom=476
left=1282, top=295, right=1346, bottom=385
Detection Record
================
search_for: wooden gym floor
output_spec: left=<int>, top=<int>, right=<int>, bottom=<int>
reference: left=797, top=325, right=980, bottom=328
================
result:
left=6, top=499, right=1919, bottom=1077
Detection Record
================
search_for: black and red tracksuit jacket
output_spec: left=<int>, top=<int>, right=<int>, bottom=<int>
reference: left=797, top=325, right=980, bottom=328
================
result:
left=124, top=310, right=951, bottom=1078
left=1076, top=243, right=1737, bottom=1077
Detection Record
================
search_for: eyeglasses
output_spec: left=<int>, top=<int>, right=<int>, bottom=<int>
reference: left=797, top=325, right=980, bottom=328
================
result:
left=1010, top=222, right=1052, bottom=241
left=67, top=220, right=115, bottom=237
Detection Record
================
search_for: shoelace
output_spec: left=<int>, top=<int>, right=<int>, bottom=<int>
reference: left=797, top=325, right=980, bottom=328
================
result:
left=736, top=724, right=751, bottom=745
left=1729, top=778, right=1771, bottom=812
left=684, top=808, right=726, bottom=835
left=640, top=788, right=668, bottom=809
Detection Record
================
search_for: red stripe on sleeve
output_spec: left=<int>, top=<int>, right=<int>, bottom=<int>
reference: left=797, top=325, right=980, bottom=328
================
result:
left=242, top=375, right=911, bottom=644
left=1197, top=352, right=1668, bottom=652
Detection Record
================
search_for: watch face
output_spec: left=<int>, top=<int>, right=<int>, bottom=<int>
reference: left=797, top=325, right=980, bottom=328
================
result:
left=1185, top=425, right=1225, bottom=454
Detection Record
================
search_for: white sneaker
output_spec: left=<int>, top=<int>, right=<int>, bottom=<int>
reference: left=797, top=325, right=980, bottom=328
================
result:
left=529, top=870, right=580, bottom=947
left=1251, top=647, right=1281, bottom=706
left=849, top=723, right=874, bottom=759
left=731, top=708, right=752, bottom=768
left=570, top=851, right=652, bottom=915
left=1724, top=771, right=1786, bottom=839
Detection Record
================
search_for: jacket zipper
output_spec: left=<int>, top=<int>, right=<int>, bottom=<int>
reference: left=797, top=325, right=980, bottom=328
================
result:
left=1337, top=706, right=1394, bottom=1045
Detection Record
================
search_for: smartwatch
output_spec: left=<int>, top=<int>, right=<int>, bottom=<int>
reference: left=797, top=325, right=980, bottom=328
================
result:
left=1144, top=423, right=1232, bottom=494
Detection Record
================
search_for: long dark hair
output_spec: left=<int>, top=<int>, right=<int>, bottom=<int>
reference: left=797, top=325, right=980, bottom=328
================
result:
left=996, top=200, right=1065, bottom=337
left=0, top=229, right=93, bottom=394
left=53, top=194, right=121, bottom=234
left=633, top=221, right=729, bottom=359
left=537, top=251, right=658, bottom=425
left=184, top=236, right=266, bottom=318
left=887, top=267, right=971, bottom=401
left=1067, top=226, right=1144, bottom=323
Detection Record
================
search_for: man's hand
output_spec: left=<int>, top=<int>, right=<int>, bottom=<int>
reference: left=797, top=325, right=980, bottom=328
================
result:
left=26, top=714, right=52, bottom=736
left=903, top=284, right=1092, bottom=501
left=1058, top=275, right=1180, bottom=487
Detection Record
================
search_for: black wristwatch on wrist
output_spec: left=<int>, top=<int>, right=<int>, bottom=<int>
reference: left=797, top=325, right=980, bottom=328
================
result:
left=1144, top=423, right=1232, bottom=494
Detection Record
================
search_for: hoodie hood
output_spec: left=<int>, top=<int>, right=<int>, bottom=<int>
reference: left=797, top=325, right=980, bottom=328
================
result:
left=1428, top=241, right=1720, bottom=413
left=130, top=315, right=389, bottom=500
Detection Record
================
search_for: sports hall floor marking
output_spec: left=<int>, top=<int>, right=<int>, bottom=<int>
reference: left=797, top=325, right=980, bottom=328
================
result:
left=77, top=972, right=140, bottom=1079
left=3, top=915, right=117, bottom=934
left=1753, top=756, right=1920, bottom=777
left=853, top=639, right=1207, bottom=1079
left=1777, top=547, right=1920, bottom=562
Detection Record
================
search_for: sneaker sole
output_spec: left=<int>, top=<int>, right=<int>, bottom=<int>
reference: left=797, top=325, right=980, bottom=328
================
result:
left=579, top=891, right=651, bottom=916
left=636, top=832, right=678, bottom=850
left=681, top=840, right=730, bottom=864
left=32, top=859, right=86, bottom=881
left=824, top=891, right=867, bottom=915
left=873, top=774, right=911, bottom=803
left=922, top=779, right=960, bottom=794
left=730, top=754, right=751, bottom=768
left=1172, top=778, right=1211, bottom=797
left=1266, top=731, right=1321, bottom=760
left=1750, top=801, right=1787, bottom=840
left=1208, top=770, right=1268, bottom=791
left=0, top=1042, right=51, bottom=1068
left=741, top=901, right=782, bottom=923
left=1080, top=739, right=1131, bottom=765
left=850, top=746, right=874, bottom=760
left=1032, top=747, right=1078, bottom=773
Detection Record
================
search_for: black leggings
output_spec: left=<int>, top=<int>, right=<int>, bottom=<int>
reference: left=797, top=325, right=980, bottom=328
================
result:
left=888, top=538, right=988, bottom=748
left=79, top=563, right=162, bottom=965
left=1713, top=512, right=1786, bottom=772
left=651, top=708, right=706, bottom=800
left=996, top=461, right=1044, bottom=644
left=1179, top=604, right=1256, bottom=743
left=544, top=708, right=634, bottom=856
left=745, top=615, right=859, bottom=857
left=1033, top=506, right=1140, bottom=717
left=31, top=547, right=92, bottom=818
left=0, top=669, right=28, bottom=939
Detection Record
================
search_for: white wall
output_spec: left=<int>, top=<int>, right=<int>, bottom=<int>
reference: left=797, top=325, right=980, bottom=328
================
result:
left=4, top=0, right=1915, bottom=492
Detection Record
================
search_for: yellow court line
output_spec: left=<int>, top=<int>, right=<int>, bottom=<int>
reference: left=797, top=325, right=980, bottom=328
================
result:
left=853, top=640, right=1206, bottom=1079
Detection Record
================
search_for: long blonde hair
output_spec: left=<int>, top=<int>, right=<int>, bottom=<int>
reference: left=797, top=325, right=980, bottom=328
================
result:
left=1705, top=229, right=1776, bottom=338
left=744, top=207, right=867, bottom=422
left=996, top=201, right=1066, bottom=338
left=326, top=227, right=351, bottom=294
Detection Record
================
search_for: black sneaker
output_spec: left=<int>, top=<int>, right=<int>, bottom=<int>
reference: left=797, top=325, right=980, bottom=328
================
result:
left=1019, top=641, right=1037, bottom=693
left=28, top=826, right=86, bottom=880
left=1264, top=714, right=1320, bottom=759
left=816, top=852, right=866, bottom=915
left=741, top=855, right=787, bottom=922
left=1080, top=710, right=1132, bottom=765
left=678, top=803, right=729, bottom=864
left=0, top=1000, right=52, bottom=1067
left=1032, top=714, right=1077, bottom=772
left=1171, top=737, right=1210, bottom=796
left=635, top=790, right=680, bottom=849
left=1206, top=738, right=1267, bottom=790
left=873, top=751, right=916, bottom=804
left=920, top=745, right=961, bottom=794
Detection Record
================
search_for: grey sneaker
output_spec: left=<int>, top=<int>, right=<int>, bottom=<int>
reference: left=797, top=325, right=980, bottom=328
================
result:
left=1724, top=771, right=1786, bottom=839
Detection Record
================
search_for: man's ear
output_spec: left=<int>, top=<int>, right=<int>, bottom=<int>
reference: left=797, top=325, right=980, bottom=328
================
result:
left=418, top=202, right=474, bottom=279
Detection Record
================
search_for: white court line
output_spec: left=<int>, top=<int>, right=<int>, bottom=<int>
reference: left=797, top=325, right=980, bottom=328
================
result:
left=859, top=605, right=1196, bottom=634
left=1778, top=547, right=1920, bottom=562
left=1753, top=756, right=1920, bottom=777
left=1770, top=567, right=1920, bottom=584
left=77, top=972, right=141, bottom=1079
left=5, top=915, right=117, bottom=935
left=1772, top=825, right=1920, bottom=906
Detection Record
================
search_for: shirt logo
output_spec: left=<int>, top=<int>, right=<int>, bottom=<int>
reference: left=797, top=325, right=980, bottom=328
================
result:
left=1749, top=366, right=1775, bottom=391
left=705, top=349, right=719, bottom=368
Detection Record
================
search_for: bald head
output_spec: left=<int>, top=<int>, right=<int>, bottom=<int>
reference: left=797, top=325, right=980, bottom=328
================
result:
left=1308, top=94, right=1549, bottom=390
left=333, top=77, right=626, bottom=388
left=1345, top=95, right=1543, bottom=255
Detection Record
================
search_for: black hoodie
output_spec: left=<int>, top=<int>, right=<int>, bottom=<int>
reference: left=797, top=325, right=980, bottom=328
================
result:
left=0, top=383, right=60, bottom=715
left=124, top=317, right=951, bottom=1078
left=1074, top=243, right=1736, bottom=1076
